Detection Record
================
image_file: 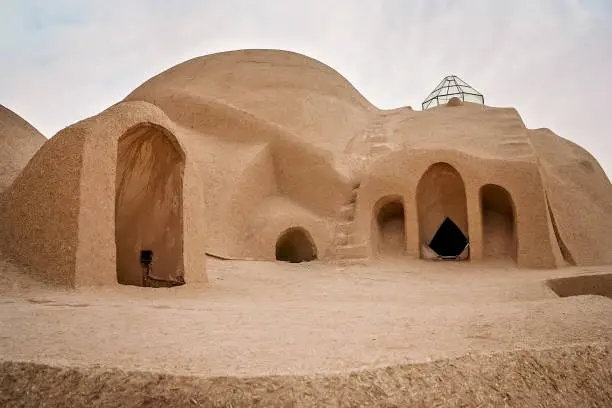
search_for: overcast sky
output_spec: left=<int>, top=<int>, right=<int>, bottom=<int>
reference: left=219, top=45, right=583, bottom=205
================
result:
left=1, top=0, right=611, bottom=177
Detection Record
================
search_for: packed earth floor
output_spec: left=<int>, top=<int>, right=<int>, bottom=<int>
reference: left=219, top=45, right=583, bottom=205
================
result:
left=0, top=256, right=610, bottom=378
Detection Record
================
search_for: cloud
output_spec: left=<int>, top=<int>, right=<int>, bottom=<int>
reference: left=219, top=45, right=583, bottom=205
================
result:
left=1, top=0, right=611, bottom=176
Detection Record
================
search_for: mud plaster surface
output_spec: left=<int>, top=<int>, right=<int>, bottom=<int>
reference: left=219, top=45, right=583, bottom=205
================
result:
left=0, top=256, right=610, bottom=378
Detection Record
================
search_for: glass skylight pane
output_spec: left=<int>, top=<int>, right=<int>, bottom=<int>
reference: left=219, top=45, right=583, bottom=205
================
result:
left=454, top=77, right=469, bottom=87
left=424, top=99, right=437, bottom=109
left=463, top=93, right=482, bottom=103
left=460, top=86, right=481, bottom=95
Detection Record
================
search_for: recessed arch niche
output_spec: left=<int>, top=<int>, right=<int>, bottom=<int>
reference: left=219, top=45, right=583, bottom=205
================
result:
left=372, top=196, right=406, bottom=257
left=480, top=184, right=517, bottom=262
left=115, top=123, right=185, bottom=286
left=416, top=162, right=469, bottom=259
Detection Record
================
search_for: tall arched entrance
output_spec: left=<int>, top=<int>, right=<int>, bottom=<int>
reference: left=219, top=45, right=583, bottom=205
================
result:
left=275, top=227, right=317, bottom=263
left=480, top=184, right=516, bottom=262
left=115, top=123, right=185, bottom=286
left=417, top=162, right=469, bottom=259
left=373, top=196, right=406, bottom=257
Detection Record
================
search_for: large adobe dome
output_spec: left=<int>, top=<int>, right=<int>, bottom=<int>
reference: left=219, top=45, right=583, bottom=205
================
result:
left=1, top=49, right=612, bottom=288
left=0, top=105, right=46, bottom=191
left=124, top=49, right=376, bottom=153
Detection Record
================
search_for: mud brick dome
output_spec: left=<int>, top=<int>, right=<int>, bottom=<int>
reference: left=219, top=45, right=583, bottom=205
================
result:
left=1, top=49, right=612, bottom=287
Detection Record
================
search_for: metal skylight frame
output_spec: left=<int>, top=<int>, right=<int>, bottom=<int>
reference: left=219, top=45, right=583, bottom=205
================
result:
left=422, top=75, right=484, bottom=110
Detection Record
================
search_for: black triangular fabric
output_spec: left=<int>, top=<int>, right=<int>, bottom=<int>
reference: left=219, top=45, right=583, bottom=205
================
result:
left=429, top=217, right=468, bottom=257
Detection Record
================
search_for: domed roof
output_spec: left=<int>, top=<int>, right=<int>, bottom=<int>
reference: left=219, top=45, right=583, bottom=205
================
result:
left=0, top=105, right=46, bottom=191
left=124, top=49, right=375, bottom=152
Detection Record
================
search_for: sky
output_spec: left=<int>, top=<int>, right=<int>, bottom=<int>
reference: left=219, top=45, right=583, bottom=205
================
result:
left=1, top=0, right=611, bottom=177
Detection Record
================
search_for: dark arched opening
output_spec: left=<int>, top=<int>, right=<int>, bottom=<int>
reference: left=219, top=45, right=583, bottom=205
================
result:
left=374, top=197, right=406, bottom=256
left=480, top=184, right=516, bottom=262
left=275, top=227, right=317, bottom=263
left=115, top=123, right=185, bottom=287
left=417, top=162, right=469, bottom=259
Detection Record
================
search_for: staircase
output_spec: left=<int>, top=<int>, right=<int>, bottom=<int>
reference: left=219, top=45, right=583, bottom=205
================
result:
left=328, top=182, right=368, bottom=260
left=328, top=110, right=410, bottom=261
left=497, top=133, right=537, bottom=158
left=349, top=109, right=408, bottom=179
left=358, top=112, right=398, bottom=155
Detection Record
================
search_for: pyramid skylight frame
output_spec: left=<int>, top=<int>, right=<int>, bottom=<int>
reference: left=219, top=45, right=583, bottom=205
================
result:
left=422, top=75, right=484, bottom=110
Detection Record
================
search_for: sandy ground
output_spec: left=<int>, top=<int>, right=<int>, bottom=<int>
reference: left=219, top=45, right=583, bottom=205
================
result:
left=0, top=256, right=611, bottom=379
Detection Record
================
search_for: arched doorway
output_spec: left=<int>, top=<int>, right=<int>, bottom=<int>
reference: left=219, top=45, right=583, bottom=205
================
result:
left=417, top=162, right=469, bottom=259
left=373, top=196, right=406, bottom=257
left=115, top=123, right=185, bottom=286
left=275, top=227, right=317, bottom=263
left=480, top=184, right=516, bottom=262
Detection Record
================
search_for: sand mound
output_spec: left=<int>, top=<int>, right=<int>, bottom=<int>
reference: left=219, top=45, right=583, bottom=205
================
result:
left=1, top=344, right=609, bottom=407
left=0, top=105, right=46, bottom=191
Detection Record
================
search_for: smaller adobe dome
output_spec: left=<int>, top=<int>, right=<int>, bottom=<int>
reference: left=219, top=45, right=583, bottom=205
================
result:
left=0, top=105, right=46, bottom=191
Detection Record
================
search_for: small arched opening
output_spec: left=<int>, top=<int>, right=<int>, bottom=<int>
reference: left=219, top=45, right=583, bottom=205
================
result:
left=480, top=184, right=516, bottom=262
left=275, top=227, right=317, bottom=263
left=373, top=196, right=406, bottom=257
left=115, top=123, right=185, bottom=287
left=417, top=162, right=469, bottom=260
